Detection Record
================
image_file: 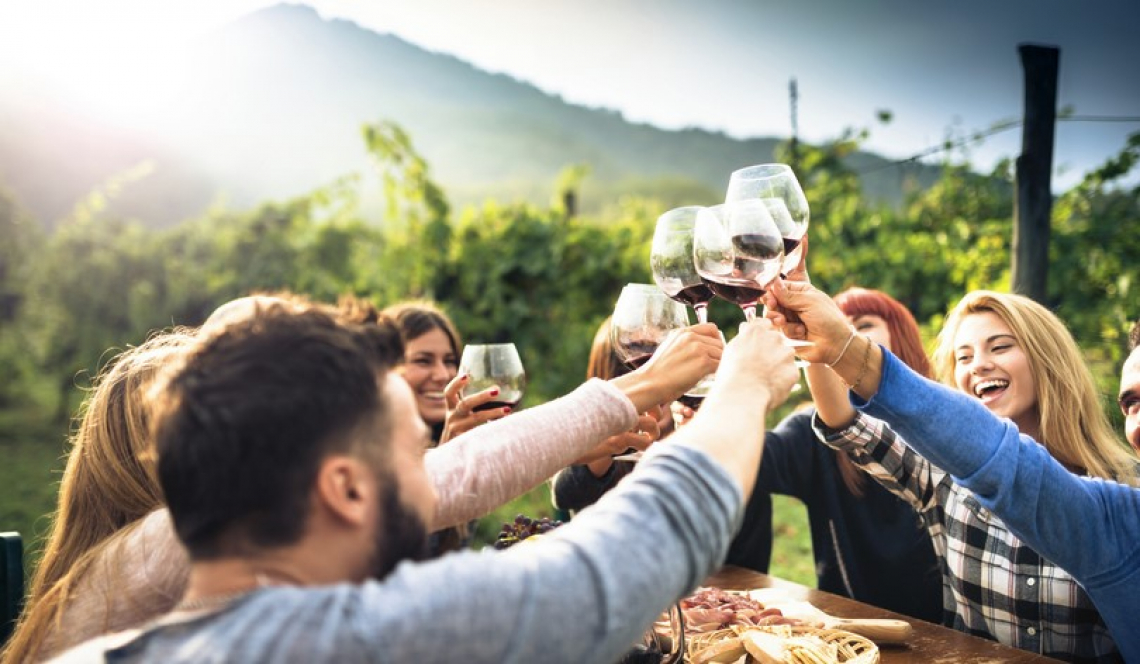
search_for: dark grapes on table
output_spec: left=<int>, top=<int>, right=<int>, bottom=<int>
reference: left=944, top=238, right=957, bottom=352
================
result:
left=492, top=514, right=564, bottom=550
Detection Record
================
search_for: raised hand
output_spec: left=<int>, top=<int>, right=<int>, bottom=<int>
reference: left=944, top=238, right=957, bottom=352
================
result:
left=712, top=319, right=798, bottom=409
left=611, top=323, right=723, bottom=413
left=763, top=280, right=855, bottom=366
left=638, top=323, right=723, bottom=397
left=573, top=409, right=664, bottom=474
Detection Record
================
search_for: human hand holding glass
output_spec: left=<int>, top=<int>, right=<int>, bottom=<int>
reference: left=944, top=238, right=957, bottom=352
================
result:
left=609, top=284, right=690, bottom=461
left=456, top=343, right=525, bottom=413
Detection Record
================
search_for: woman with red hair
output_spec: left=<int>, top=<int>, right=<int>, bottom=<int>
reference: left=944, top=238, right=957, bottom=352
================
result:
left=718, top=286, right=942, bottom=623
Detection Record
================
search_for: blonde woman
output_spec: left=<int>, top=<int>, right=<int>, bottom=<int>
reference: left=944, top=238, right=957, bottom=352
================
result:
left=930, top=292, right=1134, bottom=482
left=777, top=287, right=1134, bottom=662
left=2, top=332, right=195, bottom=664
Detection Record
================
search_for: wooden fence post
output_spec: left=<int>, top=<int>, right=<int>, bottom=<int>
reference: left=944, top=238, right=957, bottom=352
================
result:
left=1012, top=44, right=1059, bottom=303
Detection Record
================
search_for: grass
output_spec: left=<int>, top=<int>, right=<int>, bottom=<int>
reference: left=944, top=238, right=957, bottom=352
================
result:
left=0, top=408, right=69, bottom=574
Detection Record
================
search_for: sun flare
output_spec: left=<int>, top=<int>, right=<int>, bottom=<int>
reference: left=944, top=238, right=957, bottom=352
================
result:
left=0, top=0, right=267, bottom=127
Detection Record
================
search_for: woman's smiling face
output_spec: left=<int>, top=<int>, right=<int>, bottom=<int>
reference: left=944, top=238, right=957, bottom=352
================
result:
left=952, top=311, right=1041, bottom=439
left=397, top=327, right=458, bottom=425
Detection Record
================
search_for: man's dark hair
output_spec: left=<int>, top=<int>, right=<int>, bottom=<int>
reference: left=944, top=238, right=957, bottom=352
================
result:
left=153, top=303, right=402, bottom=559
left=1130, top=319, right=1140, bottom=352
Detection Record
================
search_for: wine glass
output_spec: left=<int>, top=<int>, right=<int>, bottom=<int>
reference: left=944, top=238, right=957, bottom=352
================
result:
left=651, top=206, right=718, bottom=403
left=609, top=284, right=690, bottom=461
left=692, top=201, right=783, bottom=321
left=726, top=164, right=813, bottom=349
left=609, top=284, right=690, bottom=371
left=651, top=206, right=716, bottom=325
left=457, top=343, right=526, bottom=411
left=725, top=163, right=809, bottom=277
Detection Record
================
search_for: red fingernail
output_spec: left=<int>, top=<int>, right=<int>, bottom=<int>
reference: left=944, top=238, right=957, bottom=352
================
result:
left=502, top=406, right=512, bottom=413
left=490, top=389, right=499, bottom=397
left=460, top=374, right=469, bottom=381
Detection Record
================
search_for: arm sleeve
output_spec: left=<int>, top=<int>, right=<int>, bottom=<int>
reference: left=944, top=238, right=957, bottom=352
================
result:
left=859, top=349, right=1140, bottom=584
left=811, top=411, right=943, bottom=513
left=425, top=379, right=638, bottom=528
left=360, top=443, right=744, bottom=664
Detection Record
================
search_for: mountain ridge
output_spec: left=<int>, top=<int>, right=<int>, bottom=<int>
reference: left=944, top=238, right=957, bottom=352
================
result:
left=0, top=3, right=938, bottom=228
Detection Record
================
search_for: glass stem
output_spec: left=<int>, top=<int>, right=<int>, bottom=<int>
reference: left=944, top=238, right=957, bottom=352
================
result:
left=743, top=305, right=756, bottom=321
left=694, top=304, right=709, bottom=325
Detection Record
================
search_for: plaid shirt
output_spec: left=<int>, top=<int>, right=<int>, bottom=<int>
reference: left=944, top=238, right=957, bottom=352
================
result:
left=815, top=412, right=1120, bottom=663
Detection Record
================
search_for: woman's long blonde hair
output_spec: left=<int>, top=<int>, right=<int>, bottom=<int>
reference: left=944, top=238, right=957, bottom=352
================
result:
left=2, top=330, right=194, bottom=664
left=932, top=291, right=1136, bottom=484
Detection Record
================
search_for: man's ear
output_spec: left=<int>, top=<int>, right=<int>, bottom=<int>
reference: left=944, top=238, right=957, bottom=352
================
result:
left=314, top=456, right=372, bottom=527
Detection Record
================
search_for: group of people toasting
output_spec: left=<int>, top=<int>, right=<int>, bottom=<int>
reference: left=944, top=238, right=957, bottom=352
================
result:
left=2, top=161, right=1138, bottom=663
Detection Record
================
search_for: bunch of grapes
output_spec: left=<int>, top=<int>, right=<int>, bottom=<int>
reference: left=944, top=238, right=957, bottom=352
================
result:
left=492, top=514, right=564, bottom=550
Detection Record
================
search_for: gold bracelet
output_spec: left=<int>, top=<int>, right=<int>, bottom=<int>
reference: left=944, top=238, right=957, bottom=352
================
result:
left=849, top=336, right=873, bottom=393
left=827, top=329, right=857, bottom=367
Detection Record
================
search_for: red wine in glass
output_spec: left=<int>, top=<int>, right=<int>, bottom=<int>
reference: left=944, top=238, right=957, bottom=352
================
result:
left=732, top=233, right=783, bottom=264
left=472, top=399, right=521, bottom=413
left=621, top=353, right=654, bottom=371
left=618, top=340, right=659, bottom=371
left=665, top=282, right=715, bottom=309
left=702, top=278, right=765, bottom=307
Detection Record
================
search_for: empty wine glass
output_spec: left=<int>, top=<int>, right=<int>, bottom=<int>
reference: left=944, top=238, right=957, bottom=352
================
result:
left=457, top=343, right=526, bottom=411
left=692, top=201, right=783, bottom=321
left=651, top=206, right=716, bottom=324
left=725, top=163, right=809, bottom=277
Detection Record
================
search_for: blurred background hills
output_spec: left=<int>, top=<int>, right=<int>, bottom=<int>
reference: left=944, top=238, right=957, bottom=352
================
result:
left=0, top=3, right=938, bottom=228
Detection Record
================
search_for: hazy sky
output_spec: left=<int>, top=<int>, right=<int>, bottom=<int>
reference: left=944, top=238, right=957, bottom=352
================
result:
left=2, top=0, right=1138, bottom=189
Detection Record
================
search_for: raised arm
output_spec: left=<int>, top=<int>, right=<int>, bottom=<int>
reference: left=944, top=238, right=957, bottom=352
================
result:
left=426, top=379, right=637, bottom=528
left=426, top=323, right=723, bottom=529
left=363, top=320, right=799, bottom=664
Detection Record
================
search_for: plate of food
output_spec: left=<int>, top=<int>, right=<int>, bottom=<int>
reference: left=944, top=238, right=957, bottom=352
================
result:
left=655, top=587, right=909, bottom=663
left=687, top=624, right=879, bottom=664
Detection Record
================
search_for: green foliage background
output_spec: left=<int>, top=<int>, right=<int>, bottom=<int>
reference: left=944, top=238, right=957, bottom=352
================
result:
left=1, top=120, right=1138, bottom=589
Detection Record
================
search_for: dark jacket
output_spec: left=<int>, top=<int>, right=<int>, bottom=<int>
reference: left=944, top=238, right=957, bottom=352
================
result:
left=748, top=408, right=942, bottom=623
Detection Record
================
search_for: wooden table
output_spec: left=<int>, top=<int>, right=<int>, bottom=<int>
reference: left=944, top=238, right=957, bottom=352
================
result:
left=705, top=566, right=1063, bottom=663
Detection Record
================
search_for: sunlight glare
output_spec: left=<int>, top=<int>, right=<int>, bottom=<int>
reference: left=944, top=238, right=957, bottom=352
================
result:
left=0, top=0, right=267, bottom=127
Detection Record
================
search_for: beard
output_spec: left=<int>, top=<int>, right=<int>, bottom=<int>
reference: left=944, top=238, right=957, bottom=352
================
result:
left=368, top=469, right=431, bottom=580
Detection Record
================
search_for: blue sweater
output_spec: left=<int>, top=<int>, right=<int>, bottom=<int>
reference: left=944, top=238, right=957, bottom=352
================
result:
left=860, top=350, right=1140, bottom=662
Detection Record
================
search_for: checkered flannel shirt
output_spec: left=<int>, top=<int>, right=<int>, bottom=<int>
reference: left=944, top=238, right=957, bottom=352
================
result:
left=814, top=412, right=1120, bottom=663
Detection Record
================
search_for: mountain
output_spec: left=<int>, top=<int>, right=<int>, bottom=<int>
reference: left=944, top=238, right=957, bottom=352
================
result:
left=0, top=3, right=940, bottom=228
